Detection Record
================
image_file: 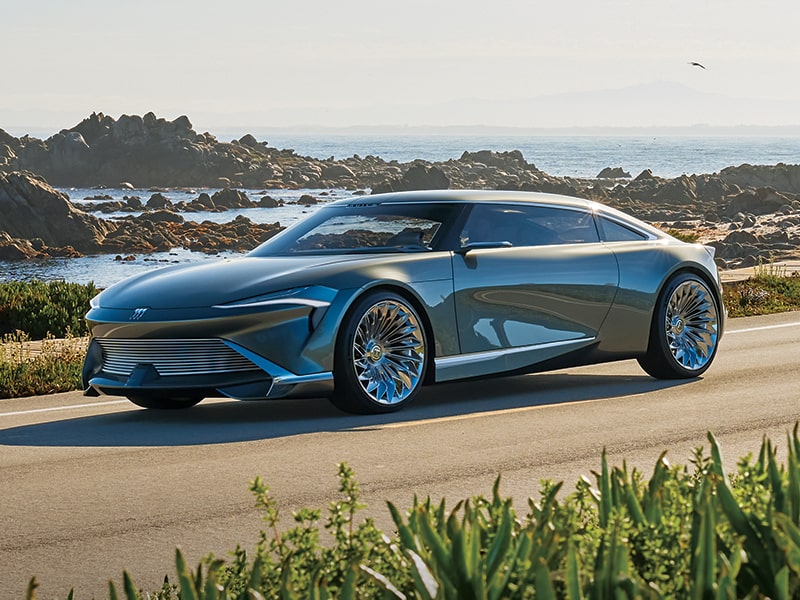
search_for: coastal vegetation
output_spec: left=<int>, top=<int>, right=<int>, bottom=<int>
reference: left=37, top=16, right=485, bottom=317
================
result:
left=0, top=280, right=94, bottom=398
left=724, top=260, right=800, bottom=317
left=22, top=428, right=800, bottom=598
left=0, top=279, right=97, bottom=338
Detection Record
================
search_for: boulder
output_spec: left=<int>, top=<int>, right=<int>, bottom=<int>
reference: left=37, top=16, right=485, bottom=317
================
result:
left=596, top=167, right=631, bottom=179
left=0, top=171, right=114, bottom=252
left=720, top=163, right=800, bottom=195
left=372, top=163, right=450, bottom=194
left=146, top=192, right=171, bottom=209
left=211, top=188, right=251, bottom=208
left=724, top=187, right=789, bottom=217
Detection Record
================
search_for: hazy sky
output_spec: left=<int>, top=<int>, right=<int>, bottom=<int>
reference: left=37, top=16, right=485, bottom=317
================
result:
left=3, top=0, right=800, bottom=133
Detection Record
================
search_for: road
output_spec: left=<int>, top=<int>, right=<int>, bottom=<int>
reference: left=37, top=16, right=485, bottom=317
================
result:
left=1, top=311, right=799, bottom=599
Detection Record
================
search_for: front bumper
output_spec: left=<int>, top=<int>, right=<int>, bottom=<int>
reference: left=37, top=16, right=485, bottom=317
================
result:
left=82, top=337, right=333, bottom=400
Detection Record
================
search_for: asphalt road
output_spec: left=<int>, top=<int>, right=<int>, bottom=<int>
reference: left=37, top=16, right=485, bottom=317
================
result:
left=2, top=311, right=799, bottom=599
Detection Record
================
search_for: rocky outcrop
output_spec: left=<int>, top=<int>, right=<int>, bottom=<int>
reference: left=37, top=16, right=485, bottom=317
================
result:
left=596, top=167, right=631, bottom=179
left=372, top=163, right=450, bottom=193
left=720, top=164, right=800, bottom=195
left=0, top=171, right=114, bottom=255
left=102, top=215, right=282, bottom=254
left=0, top=171, right=285, bottom=259
left=3, top=112, right=800, bottom=269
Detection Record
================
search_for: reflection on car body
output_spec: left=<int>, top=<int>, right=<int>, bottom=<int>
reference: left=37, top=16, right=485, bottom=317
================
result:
left=82, top=190, right=724, bottom=414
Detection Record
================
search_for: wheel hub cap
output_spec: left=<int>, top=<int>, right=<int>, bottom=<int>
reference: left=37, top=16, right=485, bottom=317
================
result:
left=366, top=341, right=384, bottom=362
left=670, top=316, right=685, bottom=335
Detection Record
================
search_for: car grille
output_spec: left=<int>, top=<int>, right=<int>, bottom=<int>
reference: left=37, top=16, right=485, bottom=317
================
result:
left=95, top=338, right=261, bottom=377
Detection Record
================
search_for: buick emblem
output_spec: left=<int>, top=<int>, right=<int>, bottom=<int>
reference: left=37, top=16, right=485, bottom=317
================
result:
left=130, top=307, right=149, bottom=321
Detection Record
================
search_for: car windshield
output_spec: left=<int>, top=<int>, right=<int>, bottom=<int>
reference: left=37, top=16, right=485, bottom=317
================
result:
left=250, top=203, right=460, bottom=256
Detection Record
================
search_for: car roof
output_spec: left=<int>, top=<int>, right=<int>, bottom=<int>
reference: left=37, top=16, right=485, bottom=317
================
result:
left=333, top=189, right=596, bottom=210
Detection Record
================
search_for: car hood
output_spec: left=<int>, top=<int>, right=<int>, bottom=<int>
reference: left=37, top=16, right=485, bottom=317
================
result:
left=96, top=255, right=368, bottom=309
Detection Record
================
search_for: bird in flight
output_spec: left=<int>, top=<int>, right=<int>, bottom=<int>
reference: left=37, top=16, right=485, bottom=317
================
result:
left=688, top=61, right=706, bottom=69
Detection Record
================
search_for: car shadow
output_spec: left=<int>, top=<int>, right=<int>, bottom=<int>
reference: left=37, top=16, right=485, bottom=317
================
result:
left=0, top=370, right=692, bottom=447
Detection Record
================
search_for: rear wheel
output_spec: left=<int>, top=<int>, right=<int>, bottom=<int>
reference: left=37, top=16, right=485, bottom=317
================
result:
left=126, top=395, right=204, bottom=410
left=330, top=292, right=428, bottom=414
left=638, top=273, right=720, bottom=379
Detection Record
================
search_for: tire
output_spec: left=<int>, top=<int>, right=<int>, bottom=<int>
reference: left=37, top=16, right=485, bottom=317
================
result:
left=637, top=272, right=720, bottom=379
left=126, top=395, right=204, bottom=410
left=330, top=291, right=428, bottom=414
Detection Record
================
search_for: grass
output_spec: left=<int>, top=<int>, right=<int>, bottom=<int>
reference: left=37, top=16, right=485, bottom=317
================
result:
left=722, top=261, right=800, bottom=317
left=0, top=331, right=88, bottom=399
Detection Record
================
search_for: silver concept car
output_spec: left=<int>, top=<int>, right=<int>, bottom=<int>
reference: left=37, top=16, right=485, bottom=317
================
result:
left=82, top=190, right=724, bottom=414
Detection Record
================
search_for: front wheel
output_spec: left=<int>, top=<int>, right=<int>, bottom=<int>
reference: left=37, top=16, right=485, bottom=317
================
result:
left=638, top=273, right=720, bottom=379
left=126, top=395, right=204, bottom=410
left=330, top=292, right=428, bottom=414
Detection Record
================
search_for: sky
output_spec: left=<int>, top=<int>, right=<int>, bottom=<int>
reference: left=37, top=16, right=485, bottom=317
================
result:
left=3, top=0, right=800, bottom=135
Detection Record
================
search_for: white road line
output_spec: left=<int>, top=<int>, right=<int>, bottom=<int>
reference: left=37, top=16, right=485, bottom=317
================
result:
left=0, top=400, right=129, bottom=418
left=726, top=321, right=800, bottom=335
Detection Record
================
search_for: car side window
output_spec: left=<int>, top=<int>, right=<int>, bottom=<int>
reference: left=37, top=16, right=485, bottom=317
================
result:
left=460, top=204, right=600, bottom=247
left=598, top=217, right=649, bottom=242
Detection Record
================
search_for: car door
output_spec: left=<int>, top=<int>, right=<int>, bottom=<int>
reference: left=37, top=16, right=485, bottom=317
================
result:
left=442, top=203, right=619, bottom=380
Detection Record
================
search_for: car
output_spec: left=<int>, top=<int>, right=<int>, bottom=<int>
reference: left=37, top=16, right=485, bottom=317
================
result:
left=82, top=189, right=724, bottom=414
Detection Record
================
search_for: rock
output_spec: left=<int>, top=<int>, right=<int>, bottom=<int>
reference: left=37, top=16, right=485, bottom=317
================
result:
left=259, top=195, right=281, bottom=208
left=298, top=194, right=319, bottom=205
left=0, top=236, right=38, bottom=259
left=139, top=210, right=184, bottom=223
left=0, top=171, right=113, bottom=253
left=596, top=167, right=631, bottom=179
left=321, top=164, right=356, bottom=180
left=146, top=192, right=171, bottom=209
left=723, top=230, right=760, bottom=245
left=372, top=163, right=450, bottom=194
left=195, top=192, right=215, bottom=208
left=720, top=163, right=800, bottom=194
left=211, top=188, right=251, bottom=208
left=238, top=134, right=260, bottom=148
left=724, top=187, right=789, bottom=217
left=459, top=150, right=532, bottom=169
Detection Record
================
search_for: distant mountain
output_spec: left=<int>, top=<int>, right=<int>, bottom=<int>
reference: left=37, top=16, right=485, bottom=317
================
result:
left=3, top=81, right=798, bottom=136
left=196, top=81, right=799, bottom=130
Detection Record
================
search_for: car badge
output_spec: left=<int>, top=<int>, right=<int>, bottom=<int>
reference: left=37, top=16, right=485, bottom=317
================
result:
left=130, top=307, right=149, bottom=321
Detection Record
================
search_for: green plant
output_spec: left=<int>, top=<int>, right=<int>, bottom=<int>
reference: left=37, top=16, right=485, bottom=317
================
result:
left=0, top=331, right=87, bottom=398
left=666, top=228, right=700, bottom=244
left=26, top=428, right=800, bottom=598
left=0, top=280, right=98, bottom=339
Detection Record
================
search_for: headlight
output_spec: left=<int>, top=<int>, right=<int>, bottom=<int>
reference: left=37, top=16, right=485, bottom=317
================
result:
left=213, top=286, right=337, bottom=310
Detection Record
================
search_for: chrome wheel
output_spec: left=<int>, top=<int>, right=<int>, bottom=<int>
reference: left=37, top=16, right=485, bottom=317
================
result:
left=352, top=299, right=426, bottom=405
left=665, top=279, right=718, bottom=371
left=638, top=273, right=722, bottom=380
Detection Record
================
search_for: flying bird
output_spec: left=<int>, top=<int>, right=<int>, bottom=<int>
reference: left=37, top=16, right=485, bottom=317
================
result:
left=688, top=61, right=706, bottom=69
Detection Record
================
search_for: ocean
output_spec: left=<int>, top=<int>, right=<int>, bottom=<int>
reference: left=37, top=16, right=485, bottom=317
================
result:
left=2, top=134, right=799, bottom=287
left=233, top=133, right=800, bottom=179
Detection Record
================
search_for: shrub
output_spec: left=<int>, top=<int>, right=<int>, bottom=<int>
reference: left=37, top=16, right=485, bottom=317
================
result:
left=0, top=331, right=87, bottom=399
left=26, top=427, right=800, bottom=599
left=0, top=280, right=98, bottom=340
